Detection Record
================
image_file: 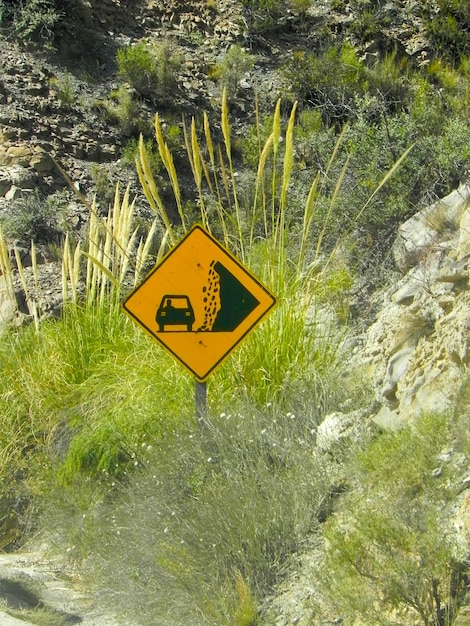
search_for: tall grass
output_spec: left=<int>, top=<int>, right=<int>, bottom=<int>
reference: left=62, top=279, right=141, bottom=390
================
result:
left=0, top=91, right=409, bottom=623
left=136, top=92, right=355, bottom=407
left=78, top=408, right=333, bottom=626
left=0, top=182, right=179, bottom=549
left=53, top=92, right=407, bottom=625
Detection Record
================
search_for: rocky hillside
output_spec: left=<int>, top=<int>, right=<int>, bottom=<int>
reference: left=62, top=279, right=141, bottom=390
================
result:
left=1, top=0, right=468, bottom=324
left=1, top=0, right=470, bottom=624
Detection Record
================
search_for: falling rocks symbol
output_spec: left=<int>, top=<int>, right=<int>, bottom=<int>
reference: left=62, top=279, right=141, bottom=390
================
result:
left=211, top=261, right=260, bottom=331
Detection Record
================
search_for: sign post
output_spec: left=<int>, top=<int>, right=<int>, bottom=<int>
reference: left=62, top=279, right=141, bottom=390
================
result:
left=122, top=225, right=277, bottom=414
left=195, top=381, right=207, bottom=421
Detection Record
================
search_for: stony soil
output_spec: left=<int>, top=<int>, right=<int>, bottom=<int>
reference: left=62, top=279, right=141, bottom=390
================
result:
left=0, top=549, right=119, bottom=625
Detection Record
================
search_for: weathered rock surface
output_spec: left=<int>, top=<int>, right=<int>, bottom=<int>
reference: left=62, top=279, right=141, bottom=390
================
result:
left=0, top=550, right=118, bottom=625
left=357, top=180, right=470, bottom=425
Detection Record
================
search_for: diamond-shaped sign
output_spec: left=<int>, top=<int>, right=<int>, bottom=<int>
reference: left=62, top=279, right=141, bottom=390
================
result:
left=122, top=225, right=277, bottom=382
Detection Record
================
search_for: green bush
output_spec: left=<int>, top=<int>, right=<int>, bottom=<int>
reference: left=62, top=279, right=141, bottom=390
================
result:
left=317, top=411, right=467, bottom=624
left=49, top=72, right=75, bottom=108
left=281, top=44, right=369, bottom=125
left=280, top=78, right=469, bottom=263
left=349, top=7, right=381, bottom=43
left=94, top=85, right=145, bottom=138
left=281, top=43, right=413, bottom=125
left=424, top=0, right=470, bottom=64
left=241, top=0, right=290, bottom=37
left=116, top=39, right=182, bottom=105
left=213, top=45, right=254, bottom=101
left=1, top=190, right=67, bottom=245
left=1, top=0, right=60, bottom=39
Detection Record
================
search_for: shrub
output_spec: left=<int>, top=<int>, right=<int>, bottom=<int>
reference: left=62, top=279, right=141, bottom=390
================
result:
left=280, top=43, right=368, bottom=125
left=213, top=44, right=254, bottom=101
left=349, top=7, right=381, bottom=43
left=281, top=43, right=413, bottom=125
left=49, top=72, right=75, bottom=108
left=3, top=0, right=60, bottom=39
left=424, top=0, right=470, bottom=64
left=94, top=85, right=144, bottom=137
left=90, top=163, right=115, bottom=206
left=116, top=39, right=182, bottom=105
left=1, top=190, right=66, bottom=245
left=317, top=411, right=467, bottom=624
left=241, top=0, right=291, bottom=37
left=291, top=96, right=470, bottom=262
left=122, top=137, right=162, bottom=174
left=73, top=408, right=332, bottom=625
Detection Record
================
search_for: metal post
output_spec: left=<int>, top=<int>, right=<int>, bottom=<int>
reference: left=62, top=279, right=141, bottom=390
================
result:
left=195, top=381, right=207, bottom=422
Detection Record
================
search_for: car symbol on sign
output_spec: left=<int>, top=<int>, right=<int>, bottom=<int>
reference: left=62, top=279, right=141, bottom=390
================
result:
left=156, top=295, right=195, bottom=332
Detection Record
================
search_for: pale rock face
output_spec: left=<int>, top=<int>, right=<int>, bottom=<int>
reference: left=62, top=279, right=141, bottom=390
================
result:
left=458, top=206, right=470, bottom=260
left=453, top=489, right=470, bottom=552
left=356, top=181, right=470, bottom=427
left=393, top=181, right=470, bottom=272
left=316, top=410, right=369, bottom=455
left=371, top=405, right=402, bottom=431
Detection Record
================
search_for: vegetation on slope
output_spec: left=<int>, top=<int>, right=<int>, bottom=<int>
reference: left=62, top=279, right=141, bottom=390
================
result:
left=0, top=1, right=470, bottom=624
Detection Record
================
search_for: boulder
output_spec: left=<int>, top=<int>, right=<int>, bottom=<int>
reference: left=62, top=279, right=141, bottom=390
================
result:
left=458, top=206, right=470, bottom=259
left=371, top=405, right=403, bottom=431
left=8, top=164, right=37, bottom=188
left=316, top=410, right=368, bottom=455
left=356, top=180, right=470, bottom=423
left=394, top=182, right=470, bottom=272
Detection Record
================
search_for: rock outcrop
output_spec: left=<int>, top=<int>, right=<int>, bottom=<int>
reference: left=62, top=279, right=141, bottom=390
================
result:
left=356, top=179, right=470, bottom=425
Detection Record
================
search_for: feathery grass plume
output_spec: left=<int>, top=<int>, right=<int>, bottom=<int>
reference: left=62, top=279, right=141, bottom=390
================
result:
left=279, top=101, right=296, bottom=215
left=137, top=134, right=175, bottom=245
left=221, top=88, right=245, bottom=261
left=202, top=112, right=230, bottom=244
left=85, top=200, right=100, bottom=305
left=71, top=239, right=82, bottom=300
left=183, top=117, right=209, bottom=230
left=61, top=233, right=81, bottom=304
left=252, top=131, right=273, bottom=245
left=202, top=112, right=216, bottom=191
left=134, top=218, right=158, bottom=281
left=0, top=225, right=16, bottom=316
left=154, top=113, right=186, bottom=232
left=270, top=99, right=281, bottom=241
left=61, top=234, right=70, bottom=304
left=14, top=246, right=39, bottom=330
left=275, top=101, right=297, bottom=289
left=81, top=184, right=150, bottom=307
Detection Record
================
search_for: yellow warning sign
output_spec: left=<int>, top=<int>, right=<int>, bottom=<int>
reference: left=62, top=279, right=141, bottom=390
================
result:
left=122, top=225, right=277, bottom=382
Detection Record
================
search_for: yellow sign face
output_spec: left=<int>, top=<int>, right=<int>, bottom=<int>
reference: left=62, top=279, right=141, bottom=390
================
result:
left=122, top=225, right=277, bottom=381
